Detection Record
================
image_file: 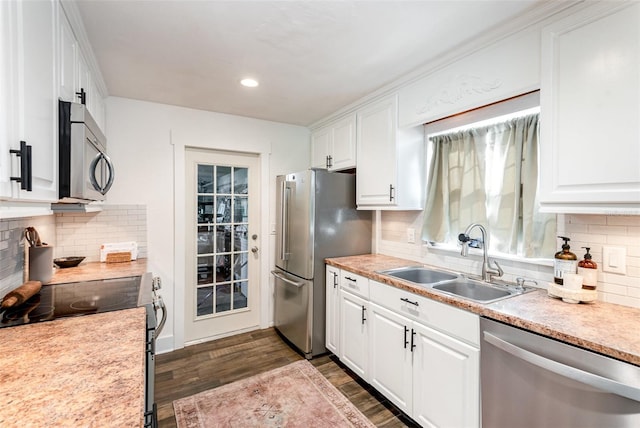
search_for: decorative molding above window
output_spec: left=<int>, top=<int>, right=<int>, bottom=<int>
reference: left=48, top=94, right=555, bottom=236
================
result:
left=415, top=74, right=503, bottom=115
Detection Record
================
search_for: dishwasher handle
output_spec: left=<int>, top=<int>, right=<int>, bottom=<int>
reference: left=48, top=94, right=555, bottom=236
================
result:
left=483, top=331, right=640, bottom=402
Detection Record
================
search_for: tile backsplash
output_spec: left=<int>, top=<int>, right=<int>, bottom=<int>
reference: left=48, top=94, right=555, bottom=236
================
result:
left=378, top=211, right=640, bottom=309
left=0, top=216, right=56, bottom=296
left=0, top=205, right=147, bottom=296
left=55, top=205, right=147, bottom=262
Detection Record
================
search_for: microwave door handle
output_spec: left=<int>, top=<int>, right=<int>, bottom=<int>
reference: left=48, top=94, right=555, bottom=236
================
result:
left=89, top=152, right=115, bottom=195
left=89, top=152, right=103, bottom=192
left=101, top=153, right=115, bottom=194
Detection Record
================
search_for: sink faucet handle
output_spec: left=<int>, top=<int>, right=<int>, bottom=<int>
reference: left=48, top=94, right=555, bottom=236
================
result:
left=489, top=259, right=503, bottom=277
left=515, top=277, right=538, bottom=291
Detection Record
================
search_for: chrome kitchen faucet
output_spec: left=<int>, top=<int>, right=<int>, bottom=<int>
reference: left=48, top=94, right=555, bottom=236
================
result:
left=458, top=223, right=503, bottom=282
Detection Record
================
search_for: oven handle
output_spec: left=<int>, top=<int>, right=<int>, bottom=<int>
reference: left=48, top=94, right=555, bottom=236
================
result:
left=483, top=331, right=640, bottom=402
left=154, top=294, right=167, bottom=336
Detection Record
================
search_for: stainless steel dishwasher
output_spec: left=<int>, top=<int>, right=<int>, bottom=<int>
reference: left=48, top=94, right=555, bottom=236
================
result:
left=480, top=317, right=640, bottom=427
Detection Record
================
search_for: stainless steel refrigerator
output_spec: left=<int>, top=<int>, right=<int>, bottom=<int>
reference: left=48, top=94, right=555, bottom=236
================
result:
left=272, top=169, right=371, bottom=358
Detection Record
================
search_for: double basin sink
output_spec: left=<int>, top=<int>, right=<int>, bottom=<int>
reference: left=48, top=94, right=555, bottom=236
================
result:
left=377, top=266, right=534, bottom=304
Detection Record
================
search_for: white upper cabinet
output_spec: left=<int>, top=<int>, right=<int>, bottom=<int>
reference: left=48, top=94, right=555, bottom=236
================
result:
left=0, top=0, right=58, bottom=203
left=356, top=94, right=424, bottom=210
left=57, top=4, right=77, bottom=103
left=1, top=0, right=107, bottom=215
left=311, top=126, right=331, bottom=169
left=311, top=114, right=356, bottom=171
left=539, top=2, right=640, bottom=214
left=59, top=3, right=107, bottom=132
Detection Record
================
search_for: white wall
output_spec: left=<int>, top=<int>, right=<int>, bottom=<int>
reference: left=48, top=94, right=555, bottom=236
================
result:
left=105, top=97, right=309, bottom=352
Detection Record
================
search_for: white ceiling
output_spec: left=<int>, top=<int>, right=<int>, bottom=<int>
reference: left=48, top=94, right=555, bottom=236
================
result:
left=76, top=0, right=543, bottom=127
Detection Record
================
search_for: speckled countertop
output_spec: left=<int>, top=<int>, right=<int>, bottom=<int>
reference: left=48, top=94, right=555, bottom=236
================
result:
left=327, top=254, right=640, bottom=366
left=0, top=307, right=146, bottom=427
left=47, top=259, right=148, bottom=285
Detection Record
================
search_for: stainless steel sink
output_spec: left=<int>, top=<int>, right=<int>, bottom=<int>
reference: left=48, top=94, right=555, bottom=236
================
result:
left=432, top=279, right=513, bottom=303
left=378, top=266, right=534, bottom=304
left=377, top=266, right=459, bottom=284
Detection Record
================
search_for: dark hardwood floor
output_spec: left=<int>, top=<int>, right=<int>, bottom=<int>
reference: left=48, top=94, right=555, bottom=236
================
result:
left=155, top=328, right=420, bottom=427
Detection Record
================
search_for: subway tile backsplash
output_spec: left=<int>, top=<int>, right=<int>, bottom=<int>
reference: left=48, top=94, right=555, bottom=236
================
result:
left=0, top=205, right=147, bottom=296
left=55, top=205, right=147, bottom=262
left=379, top=212, right=640, bottom=309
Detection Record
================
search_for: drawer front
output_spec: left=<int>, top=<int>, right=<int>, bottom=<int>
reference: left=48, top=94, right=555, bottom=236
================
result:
left=340, top=271, right=369, bottom=299
left=370, top=279, right=479, bottom=347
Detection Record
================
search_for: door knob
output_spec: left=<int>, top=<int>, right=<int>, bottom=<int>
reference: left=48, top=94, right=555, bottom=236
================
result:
left=251, top=246, right=259, bottom=253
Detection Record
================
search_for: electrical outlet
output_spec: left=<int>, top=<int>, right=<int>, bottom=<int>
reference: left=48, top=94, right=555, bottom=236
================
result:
left=407, top=228, right=416, bottom=244
left=603, top=245, right=626, bottom=275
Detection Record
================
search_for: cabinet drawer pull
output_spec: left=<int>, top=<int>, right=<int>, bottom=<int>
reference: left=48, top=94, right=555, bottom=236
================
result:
left=361, top=305, right=367, bottom=325
left=411, top=329, right=416, bottom=352
left=400, top=297, right=419, bottom=306
left=344, top=276, right=357, bottom=283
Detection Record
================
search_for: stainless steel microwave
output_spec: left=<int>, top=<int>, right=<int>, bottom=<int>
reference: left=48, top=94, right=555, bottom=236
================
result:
left=58, top=100, right=114, bottom=202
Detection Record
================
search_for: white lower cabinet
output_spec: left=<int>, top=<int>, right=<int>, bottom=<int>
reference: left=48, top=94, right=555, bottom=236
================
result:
left=412, top=321, right=479, bottom=428
left=339, top=289, right=369, bottom=380
left=325, top=265, right=341, bottom=355
left=369, top=302, right=414, bottom=415
left=369, top=301, right=480, bottom=428
left=327, top=268, right=481, bottom=428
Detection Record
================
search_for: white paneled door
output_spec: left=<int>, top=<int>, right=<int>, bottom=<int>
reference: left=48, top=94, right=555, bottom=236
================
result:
left=184, top=148, right=261, bottom=344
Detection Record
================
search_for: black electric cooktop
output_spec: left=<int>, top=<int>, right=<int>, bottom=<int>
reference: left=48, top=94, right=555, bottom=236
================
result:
left=0, top=276, right=149, bottom=329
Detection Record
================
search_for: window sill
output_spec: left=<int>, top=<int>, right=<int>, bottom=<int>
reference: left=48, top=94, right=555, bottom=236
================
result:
left=424, top=242, right=554, bottom=268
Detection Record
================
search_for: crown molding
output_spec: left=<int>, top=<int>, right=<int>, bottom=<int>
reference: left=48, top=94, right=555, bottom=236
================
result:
left=309, top=0, right=586, bottom=130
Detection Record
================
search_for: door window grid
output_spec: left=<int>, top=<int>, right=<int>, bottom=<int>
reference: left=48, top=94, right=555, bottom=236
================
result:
left=195, top=164, right=249, bottom=317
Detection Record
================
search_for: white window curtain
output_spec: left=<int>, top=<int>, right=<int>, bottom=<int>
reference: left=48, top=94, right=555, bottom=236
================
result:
left=422, top=112, right=555, bottom=258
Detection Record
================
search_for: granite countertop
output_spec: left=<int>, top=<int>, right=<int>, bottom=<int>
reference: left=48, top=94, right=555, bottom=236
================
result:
left=0, top=307, right=147, bottom=428
left=327, top=254, right=640, bottom=366
left=47, top=259, right=148, bottom=285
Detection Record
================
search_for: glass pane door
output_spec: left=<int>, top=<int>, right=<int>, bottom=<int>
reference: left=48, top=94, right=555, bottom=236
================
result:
left=195, top=163, right=249, bottom=317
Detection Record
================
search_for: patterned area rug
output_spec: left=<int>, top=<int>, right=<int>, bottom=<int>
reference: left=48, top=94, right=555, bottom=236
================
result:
left=173, top=360, right=375, bottom=428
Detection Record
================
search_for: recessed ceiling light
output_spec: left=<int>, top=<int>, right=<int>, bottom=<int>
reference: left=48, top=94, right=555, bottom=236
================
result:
left=240, top=78, right=259, bottom=88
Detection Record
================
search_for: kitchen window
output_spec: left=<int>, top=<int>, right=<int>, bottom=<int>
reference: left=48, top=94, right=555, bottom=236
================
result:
left=421, top=92, right=555, bottom=258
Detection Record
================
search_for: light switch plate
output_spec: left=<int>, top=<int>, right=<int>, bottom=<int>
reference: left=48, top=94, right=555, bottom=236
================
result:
left=602, top=245, right=626, bottom=275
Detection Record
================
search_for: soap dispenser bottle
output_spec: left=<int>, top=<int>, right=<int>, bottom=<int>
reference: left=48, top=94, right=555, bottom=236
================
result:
left=554, top=236, right=577, bottom=285
left=578, top=247, right=598, bottom=290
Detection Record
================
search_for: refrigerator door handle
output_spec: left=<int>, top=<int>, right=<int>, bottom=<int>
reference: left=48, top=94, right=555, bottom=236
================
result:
left=279, top=180, right=291, bottom=261
left=271, top=270, right=304, bottom=288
